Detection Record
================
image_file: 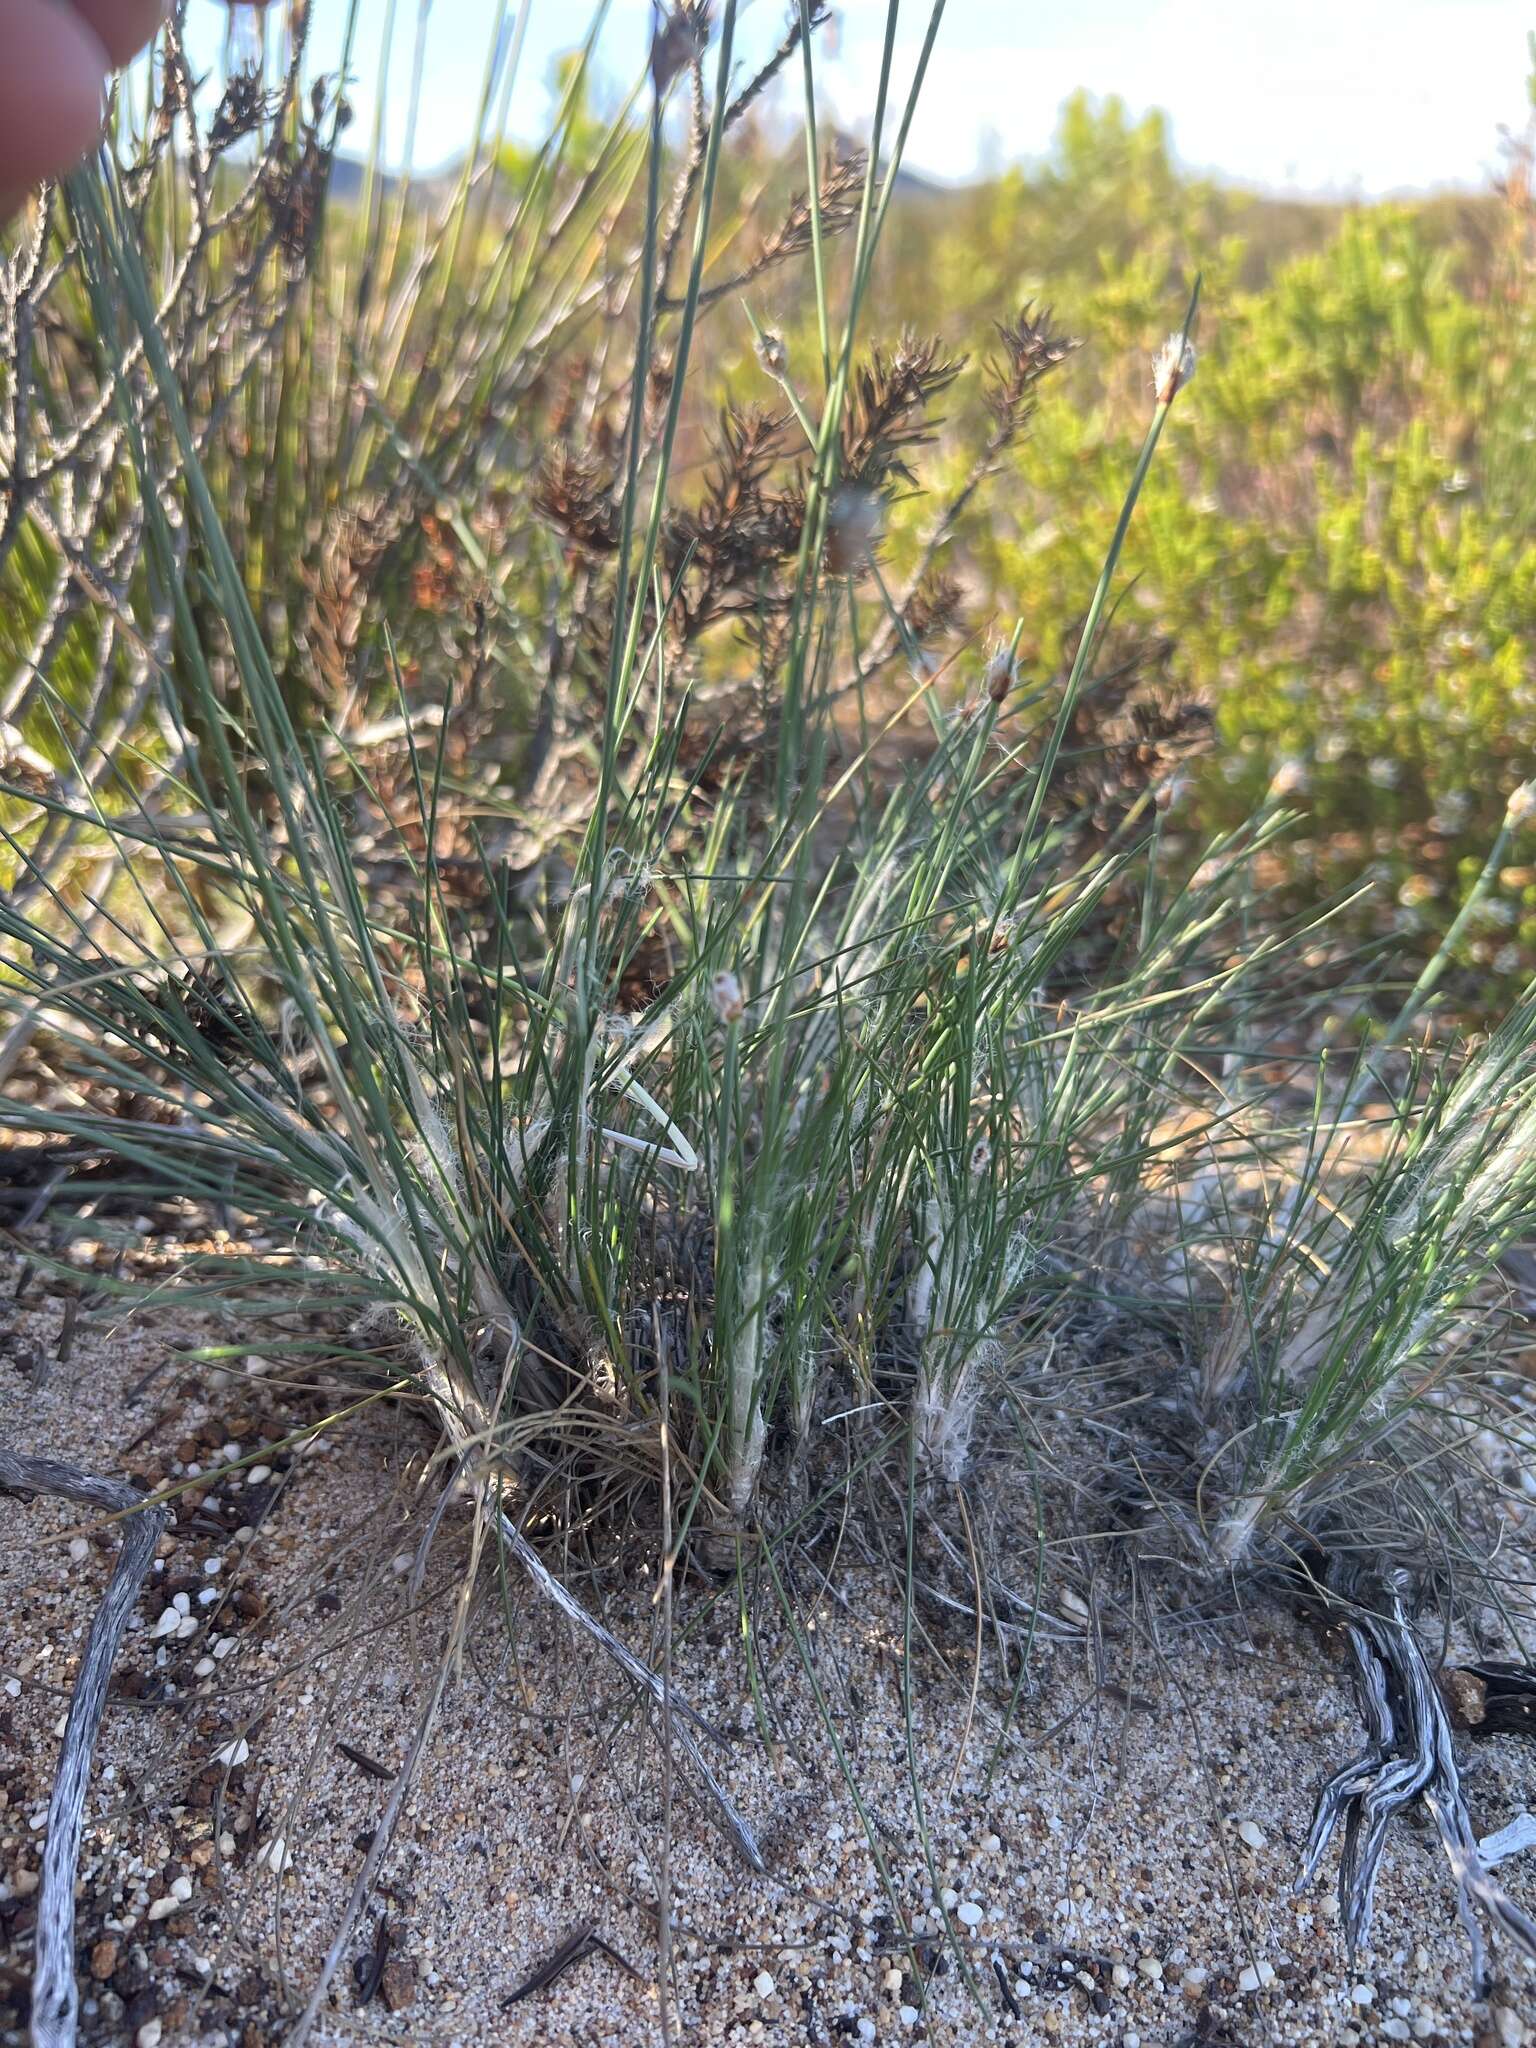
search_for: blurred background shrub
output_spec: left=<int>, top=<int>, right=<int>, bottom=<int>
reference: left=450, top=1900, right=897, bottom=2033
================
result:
left=6, top=28, right=1534, bottom=997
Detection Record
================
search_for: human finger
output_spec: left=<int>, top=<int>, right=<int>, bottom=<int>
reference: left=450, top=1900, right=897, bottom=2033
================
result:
left=0, top=0, right=111, bottom=200
left=67, top=0, right=167, bottom=70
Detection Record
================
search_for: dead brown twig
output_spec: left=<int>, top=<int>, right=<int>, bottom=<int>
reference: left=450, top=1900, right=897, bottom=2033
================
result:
left=500, top=1919, right=643, bottom=2005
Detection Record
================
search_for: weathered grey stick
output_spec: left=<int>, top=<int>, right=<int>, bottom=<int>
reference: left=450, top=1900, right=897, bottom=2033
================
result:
left=419, top=1362, right=763, bottom=1871
left=1296, top=1561, right=1536, bottom=1993
left=0, top=1449, right=170, bottom=2048
left=494, top=1506, right=765, bottom=1872
left=287, top=1446, right=763, bottom=2044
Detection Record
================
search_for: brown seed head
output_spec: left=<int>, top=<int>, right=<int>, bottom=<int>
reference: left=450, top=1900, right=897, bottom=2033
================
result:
left=710, top=971, right=745, bottom=1025
left=651, top=3, right=711, bottom=93
left=755, top=330, right=788, bottom=379
left=985, top=647, right=1017, bottom=703
left=1152, top=332, right=1197, bottom=407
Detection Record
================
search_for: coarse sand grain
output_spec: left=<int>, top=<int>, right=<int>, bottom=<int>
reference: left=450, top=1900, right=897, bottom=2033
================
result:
left=3, top=1262, right=1535, bottom=2048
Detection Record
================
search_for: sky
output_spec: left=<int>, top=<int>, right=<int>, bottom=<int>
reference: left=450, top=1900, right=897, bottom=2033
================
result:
left=185, top=0, right=1535, bottom=196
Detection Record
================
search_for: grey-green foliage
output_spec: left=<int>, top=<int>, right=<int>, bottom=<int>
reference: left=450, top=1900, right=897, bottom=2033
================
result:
left=3, top=4, right=1535, bottom=1668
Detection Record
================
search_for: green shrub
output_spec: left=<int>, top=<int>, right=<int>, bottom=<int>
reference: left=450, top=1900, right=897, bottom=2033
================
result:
left=921, top=102, right=1536, bottom=986
left=707, top=91, right=1536, bottom=993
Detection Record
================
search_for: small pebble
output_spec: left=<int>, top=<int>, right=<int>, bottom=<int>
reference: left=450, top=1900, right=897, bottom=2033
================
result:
left=1236, top=1819, right=1266, bottom=1850
left=1111, top=1964, right=1132, bottom=1990
left=215, top=1738, right=249, bottom=1767
left=899, top=2007, right=920, bottom=2029
left=957, top=1901, right=984, bottom=1929
left=753, top=1971, right=775, bottom=2000
left=246, top=1465, right=271, bottom=1486
left=69, top=1537, right=91, bottom=1563
left=391, top=1553, right=413, bottom=1576
left=136, top=2022, right=163, bottom=2048
left=150, top=1608, right=180, bottom=1640
left=203, top=1557, right=222, bottom=1575
left=1136, top=1955, right=1162, bottom=1981
left=1238, top=1961, right=1276, bottom=1992
left=1351, top=1983, right=1376, bottom=2006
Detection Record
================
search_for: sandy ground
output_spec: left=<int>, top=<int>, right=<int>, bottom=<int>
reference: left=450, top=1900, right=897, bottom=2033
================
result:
left=3, top=1259, right=1536, bottom=2048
